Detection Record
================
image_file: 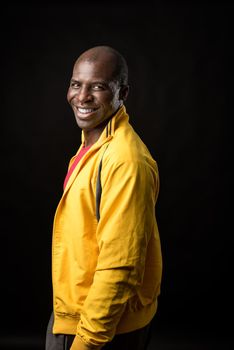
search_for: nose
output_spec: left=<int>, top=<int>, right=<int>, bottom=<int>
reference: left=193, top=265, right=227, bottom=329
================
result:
left=76, top=86, right=93, bottom=104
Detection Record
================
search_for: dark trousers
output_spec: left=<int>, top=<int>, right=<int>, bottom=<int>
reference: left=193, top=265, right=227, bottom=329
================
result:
left=46, top=312, right=152, bottom=350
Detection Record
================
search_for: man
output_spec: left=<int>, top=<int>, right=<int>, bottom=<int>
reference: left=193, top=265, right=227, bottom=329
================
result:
left=46, top=45, right=162, bottom=350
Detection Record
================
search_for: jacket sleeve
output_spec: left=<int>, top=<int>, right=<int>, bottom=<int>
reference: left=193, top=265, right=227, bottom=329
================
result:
left=76, top=158, right=158, bottom=347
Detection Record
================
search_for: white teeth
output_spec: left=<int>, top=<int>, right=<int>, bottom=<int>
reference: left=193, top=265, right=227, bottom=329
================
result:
left=78, top=108, right=95, bottom=114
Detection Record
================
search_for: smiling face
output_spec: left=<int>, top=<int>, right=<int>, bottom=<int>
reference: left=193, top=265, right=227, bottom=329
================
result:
left=67, top=52, right=127, bottom=137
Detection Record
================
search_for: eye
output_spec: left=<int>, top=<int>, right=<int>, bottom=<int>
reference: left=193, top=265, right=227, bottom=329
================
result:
left=70, top=81, right=80, bottom=89
left=92, top=83, right=105, bottom=91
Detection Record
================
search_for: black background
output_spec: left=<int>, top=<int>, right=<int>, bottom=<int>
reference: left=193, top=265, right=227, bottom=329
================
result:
left=1, top=1, right=233, bottom=348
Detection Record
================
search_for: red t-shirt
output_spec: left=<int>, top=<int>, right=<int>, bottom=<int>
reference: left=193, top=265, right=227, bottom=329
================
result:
left=63, top=145, right=91, bottom=190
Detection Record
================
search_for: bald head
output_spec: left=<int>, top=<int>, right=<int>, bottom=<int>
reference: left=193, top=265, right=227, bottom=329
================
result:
left=75, top=46, right=128, bottom=86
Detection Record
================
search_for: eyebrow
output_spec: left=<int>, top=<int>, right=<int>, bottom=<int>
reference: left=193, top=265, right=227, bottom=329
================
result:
left=70, top=78, right=110, bottom=85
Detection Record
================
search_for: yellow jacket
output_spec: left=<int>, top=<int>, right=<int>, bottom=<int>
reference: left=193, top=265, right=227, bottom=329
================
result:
left=52, top=106, right=162, bottom=347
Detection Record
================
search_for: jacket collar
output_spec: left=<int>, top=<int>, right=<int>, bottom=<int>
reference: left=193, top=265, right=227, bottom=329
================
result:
left=81, top=105, right=129, bottom=146
left=63, top=105, right=129, bottom=195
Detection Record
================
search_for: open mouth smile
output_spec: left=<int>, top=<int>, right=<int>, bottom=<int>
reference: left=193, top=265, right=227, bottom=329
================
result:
left=77, top=107, right=98, bottom=114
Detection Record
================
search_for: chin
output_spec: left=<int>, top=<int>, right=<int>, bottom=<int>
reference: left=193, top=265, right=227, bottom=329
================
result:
left=75, top=118, right=95, bottom=130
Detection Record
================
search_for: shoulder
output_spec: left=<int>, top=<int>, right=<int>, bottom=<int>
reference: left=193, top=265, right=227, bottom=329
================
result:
left=101, top=124, right=158, bottom=180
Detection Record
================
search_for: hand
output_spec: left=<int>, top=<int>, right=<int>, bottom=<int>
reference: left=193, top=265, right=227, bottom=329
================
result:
left=70, top=336, right=103, bottom=350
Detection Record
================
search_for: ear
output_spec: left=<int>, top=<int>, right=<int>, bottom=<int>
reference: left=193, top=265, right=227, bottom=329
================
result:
left=119, top=85, right=129, bottom=102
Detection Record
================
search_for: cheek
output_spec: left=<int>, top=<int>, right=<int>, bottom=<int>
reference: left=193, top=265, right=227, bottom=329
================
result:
left=66, top=90, right=70, bottom=103
left=110, top=94, right=120, bottom=108
left=102, top=93, right=119, bottom=107
left=67, top=88, right=74, bottom=103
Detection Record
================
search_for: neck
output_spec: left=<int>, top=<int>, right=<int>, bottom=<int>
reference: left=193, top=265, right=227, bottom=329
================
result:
left=83, top=127, right=104, bottom=147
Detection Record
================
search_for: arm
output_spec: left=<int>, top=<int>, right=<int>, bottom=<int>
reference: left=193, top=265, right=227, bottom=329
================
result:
left=72, top=159, right=158, bottom=349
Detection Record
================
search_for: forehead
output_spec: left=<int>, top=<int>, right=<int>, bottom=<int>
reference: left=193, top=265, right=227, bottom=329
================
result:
left=72, top=59, right=115, bottom=82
